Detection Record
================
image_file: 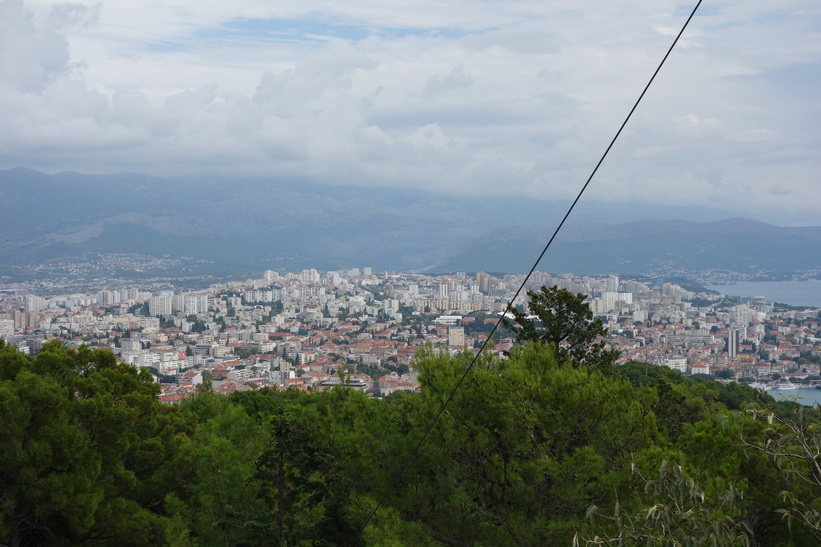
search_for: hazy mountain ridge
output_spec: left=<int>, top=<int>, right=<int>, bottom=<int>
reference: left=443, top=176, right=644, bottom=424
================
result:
left=441, top=219, right=821, bottom=275
left=2, top=168, right=818, bottom=277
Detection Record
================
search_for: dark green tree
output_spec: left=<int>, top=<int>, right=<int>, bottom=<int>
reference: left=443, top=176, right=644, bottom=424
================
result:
left=0, top=340, right=190, bottom=546
left=378, top=344, right=660, bottom=544
left=504, top=285, right=618, bottom=370
left=165, top=393, right=268, bottom=546
left=253, top=405, right=360, bottom=546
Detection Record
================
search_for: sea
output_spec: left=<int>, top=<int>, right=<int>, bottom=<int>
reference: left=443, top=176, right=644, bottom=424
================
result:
left=707, top=280, right=821, bottom=405
left=706, top=280, right=821, bottom=308
left=766, top=387, right=821, bottom=406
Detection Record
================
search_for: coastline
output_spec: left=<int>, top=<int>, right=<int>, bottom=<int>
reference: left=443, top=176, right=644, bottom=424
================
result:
left=706, top=279, right=821, bottom=308
left=766, top=387, right=821, bottom=406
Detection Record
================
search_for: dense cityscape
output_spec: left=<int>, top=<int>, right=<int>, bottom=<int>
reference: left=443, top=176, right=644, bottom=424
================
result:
left=3, top=263, right=819, bottom=404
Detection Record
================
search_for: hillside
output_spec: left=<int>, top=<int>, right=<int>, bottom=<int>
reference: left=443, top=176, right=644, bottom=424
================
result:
left=1, top=168, right=818, bottom=278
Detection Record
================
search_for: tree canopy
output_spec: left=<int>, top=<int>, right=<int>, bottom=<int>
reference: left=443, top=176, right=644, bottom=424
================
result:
left=504, top=285, right=618, bottom=370
left=1, top=333, right=819, bottom=545
left=0, top=339, right=191, bottom=546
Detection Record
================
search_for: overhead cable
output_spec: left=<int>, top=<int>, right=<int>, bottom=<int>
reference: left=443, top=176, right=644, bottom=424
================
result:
left=359, top=0, right=705, bottom=534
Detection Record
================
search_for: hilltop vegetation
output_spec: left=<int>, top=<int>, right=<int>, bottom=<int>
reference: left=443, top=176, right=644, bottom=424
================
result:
left=2, top=336, right=821, bottom=545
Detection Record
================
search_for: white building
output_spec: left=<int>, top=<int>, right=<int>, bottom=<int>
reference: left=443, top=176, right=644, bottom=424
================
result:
left=448, top=326, right=465, bottom=349
left=25, top=295, right=48, bottom=313
left=662, top=356, right=687, bottom=373
left=149, top=295, right=173, bottom=316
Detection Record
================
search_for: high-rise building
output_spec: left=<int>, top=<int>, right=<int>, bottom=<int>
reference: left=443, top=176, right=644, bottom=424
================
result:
left=97, top=290, right=121, bottom=305
left=602, top=291, right=619, bottom=312
left=731, top=305, right=751, bottom=326
left=13, top=310, right=35, bottom=330
left=149, top=295, right=173, bottom=317
left=728, top=329, right=739, bottom=360
left=184, top=294, right=208, bottom=314
left=25, top=295, right=47, bottom=313
left=300, top=269, right=320, bottom=283
left=172, top=294, right=185, bottom=313
left=448, top=326, right=465, bottom=349
left=476, top=272, right=489, bottom=292
left=606, top=275, right=620, bottom=293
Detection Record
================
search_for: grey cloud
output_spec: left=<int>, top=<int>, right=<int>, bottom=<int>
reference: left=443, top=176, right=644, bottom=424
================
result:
left=0, top=1, right=819, bottom=226
left=0, top=0, right=70, bottom=92
left=253, top=39, right=377, bottom=111
left=424, top=65, right=473, bottom=98
left=46, top=2, right=101, bottom=30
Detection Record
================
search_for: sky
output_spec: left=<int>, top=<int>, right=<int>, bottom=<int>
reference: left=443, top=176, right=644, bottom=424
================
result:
left=1, top=0, right=820, bottom=226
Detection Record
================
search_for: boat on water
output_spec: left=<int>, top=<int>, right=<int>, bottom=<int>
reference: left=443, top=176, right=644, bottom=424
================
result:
left=774, top=382, right=800, bottom=391
left=749, top=382, right=769, bottom=391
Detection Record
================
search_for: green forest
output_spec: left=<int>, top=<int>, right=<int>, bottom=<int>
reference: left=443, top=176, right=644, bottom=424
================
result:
left=2, top=300, right=821, bottom=545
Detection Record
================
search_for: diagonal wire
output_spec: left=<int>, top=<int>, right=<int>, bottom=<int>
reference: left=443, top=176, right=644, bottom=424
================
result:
left=359, top=0, right=704, bottom=534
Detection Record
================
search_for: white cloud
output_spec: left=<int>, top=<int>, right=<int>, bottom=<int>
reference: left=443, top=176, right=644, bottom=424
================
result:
left=1, top=0, right=819, bottom=225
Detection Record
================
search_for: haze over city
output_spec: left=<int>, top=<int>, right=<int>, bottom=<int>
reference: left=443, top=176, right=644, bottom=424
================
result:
left=2, top=0, right=820, bottom=226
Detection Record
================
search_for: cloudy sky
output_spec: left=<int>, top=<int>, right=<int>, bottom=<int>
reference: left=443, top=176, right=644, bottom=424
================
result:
left=1, top=0, right=820, bottom=225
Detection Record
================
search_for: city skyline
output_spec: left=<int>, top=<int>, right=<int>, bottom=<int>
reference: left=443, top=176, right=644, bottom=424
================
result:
left=3, top=266, right=818, bottom=394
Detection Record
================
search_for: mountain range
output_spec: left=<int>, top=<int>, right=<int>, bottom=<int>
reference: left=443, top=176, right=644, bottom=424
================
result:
left=1, top=167, right=819, bottom=280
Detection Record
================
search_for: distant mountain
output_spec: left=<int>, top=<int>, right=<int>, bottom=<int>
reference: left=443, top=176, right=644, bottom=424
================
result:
left=1, top=168, right=819, bottom=279
left=439, top=218, right=821, bottom=275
